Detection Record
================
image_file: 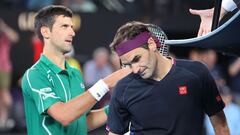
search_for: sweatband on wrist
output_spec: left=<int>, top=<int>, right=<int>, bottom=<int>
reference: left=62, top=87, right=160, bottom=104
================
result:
left=88, top=79, right=109, bottom=101
left=222, top=0, right=237, bottom=12
left=104, top=105, right=109, bottom=115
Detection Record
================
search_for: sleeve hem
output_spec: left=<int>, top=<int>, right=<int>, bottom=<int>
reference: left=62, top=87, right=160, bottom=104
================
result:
left=222, top=0, right=237, bottom=12
left=40, top=98, right=62, bottom=115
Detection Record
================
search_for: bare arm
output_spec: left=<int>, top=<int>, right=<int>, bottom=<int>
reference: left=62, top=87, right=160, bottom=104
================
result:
left=0, top=18, right=19, bottom=43
left=228, top=58, right=240, bottom=76
left=47, top=67, right=131, bottom=126
left=87, top=108, right=107, bottom=131
left=209, top=110, right=230, bottom=135
left=109, top=132, right=120, bottom=135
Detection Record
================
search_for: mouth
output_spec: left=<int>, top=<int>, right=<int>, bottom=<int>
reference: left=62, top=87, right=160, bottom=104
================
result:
left=65, top=39, right=72, bottom=44
left=139, top=68, right=147, bottom=76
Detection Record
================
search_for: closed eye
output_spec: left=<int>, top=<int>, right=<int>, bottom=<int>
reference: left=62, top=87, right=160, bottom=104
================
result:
left=131, top=55, right=141, bottom=63
left=121, top=55, right=141, bottom=68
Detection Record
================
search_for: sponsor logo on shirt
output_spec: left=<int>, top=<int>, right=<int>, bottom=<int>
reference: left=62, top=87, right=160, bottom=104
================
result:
left=40, top=87, right=52, bottom=93
left=47, top=74, right=55, bottom=87
left=40, top=87, right=56, bottom=100
left=178, top=86, right=188, bottom=95
left=80, top=83, right=85, bottom=89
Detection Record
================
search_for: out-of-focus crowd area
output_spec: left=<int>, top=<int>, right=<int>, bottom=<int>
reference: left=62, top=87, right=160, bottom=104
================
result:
left=0, top=0, right=240, bottom=134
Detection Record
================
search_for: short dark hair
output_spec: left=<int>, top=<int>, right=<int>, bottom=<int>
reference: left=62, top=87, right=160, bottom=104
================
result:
left=34, top=5, right=73, bottom=41
left=109, top=21, right=149, bottom=52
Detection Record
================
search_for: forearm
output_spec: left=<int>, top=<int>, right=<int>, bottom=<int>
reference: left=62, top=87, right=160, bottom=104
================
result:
left=208, top=7, right=227, bottom=21
left=48, top=91, right=97, bottom=126
left=214, top=125, right=230, bottom=135
left=87, top=108, right=107, bottom=131
left=220, top=7, right=227, bottom=20
left=1, top=24, right=19, bottom=43
left=109, top=132, right=119, bottom=135
left=48, top=68, right=131, bottom=126
left=228, top=58, right=240, bottom=76
left=210, top=111, right=230, bottom=135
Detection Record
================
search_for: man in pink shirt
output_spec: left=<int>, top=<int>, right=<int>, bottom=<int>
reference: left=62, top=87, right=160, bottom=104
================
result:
left=0, top=18, right=18, bottom=130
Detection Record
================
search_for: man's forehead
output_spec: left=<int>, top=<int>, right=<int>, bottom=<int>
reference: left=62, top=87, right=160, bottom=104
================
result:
left=54, top=15, right=73, bottom=23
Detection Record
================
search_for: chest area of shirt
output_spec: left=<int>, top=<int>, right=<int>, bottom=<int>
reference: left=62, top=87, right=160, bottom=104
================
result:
left=46, top=71, right=85, bottom=101
left=125, top=72, right=203, bottom=120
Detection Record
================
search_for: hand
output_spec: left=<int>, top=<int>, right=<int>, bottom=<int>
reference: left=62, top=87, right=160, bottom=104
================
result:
left=189, top=8, right=214, bottom=36
left=103, top=67, right=131, bottom=89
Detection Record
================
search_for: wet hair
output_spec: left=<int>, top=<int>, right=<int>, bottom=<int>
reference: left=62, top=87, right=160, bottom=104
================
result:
left=34, top=5, right=73, bottom=41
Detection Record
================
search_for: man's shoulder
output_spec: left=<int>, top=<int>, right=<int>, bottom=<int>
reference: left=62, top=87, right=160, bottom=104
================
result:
left=176, top=59, right=204, bottom=67
left=23, top=61, right=46, bottom=77
left=22, top=61, right=48, bottom=86
left=113, top=73, right=139, bottom=92
left=176, top=59, right=208, bottom=72
left=175, top=59, right=211, bottom=80
left=117, top=73, right=139, bottom=85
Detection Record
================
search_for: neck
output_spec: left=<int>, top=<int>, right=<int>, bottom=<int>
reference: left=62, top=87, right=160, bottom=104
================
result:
left=42, top=44, right=66, bottom=70
left=153, top=54, right=173, bottom=81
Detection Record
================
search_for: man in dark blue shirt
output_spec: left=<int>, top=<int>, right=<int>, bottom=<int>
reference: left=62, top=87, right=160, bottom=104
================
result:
left=107, top=21, right=230, bottom=135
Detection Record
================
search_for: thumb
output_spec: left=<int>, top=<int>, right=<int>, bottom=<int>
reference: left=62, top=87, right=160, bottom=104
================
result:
left=189, top=9, right=201, bottom=15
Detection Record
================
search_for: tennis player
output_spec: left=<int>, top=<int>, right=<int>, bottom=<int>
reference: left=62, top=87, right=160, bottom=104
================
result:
left=21, top=5, right=131, bottom=135
left=107, top=21, right=230, bottom=135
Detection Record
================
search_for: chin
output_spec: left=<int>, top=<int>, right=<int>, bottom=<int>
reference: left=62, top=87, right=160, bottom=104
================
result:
left=64, top=48, right=72, bottom=54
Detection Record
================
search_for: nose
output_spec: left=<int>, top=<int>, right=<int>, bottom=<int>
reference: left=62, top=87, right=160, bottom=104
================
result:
left=70, top=28, right=75, bottom=37
left=131, top=63, right=140, bottom=74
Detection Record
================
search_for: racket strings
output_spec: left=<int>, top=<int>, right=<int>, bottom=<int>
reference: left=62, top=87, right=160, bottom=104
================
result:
left=147, top=25, right=170, bottom=57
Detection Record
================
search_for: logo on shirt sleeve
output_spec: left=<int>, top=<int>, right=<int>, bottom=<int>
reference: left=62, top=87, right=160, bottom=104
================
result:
left=40, top=87, right=56, bottom=100
left=178, top=86, right=188, bottom=95
left=216, top=95, right=222, bottom=102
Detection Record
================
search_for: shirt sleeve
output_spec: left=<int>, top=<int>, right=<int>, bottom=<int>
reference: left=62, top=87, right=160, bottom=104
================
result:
left=107, top=82, right=130, bottom=134
left=233, top=0, right=240, bottom=8
left=201, top=65, right=225, bottom=116
left=222, top=0, right=238, bottom=12
left=22, top=69, right=62, bottom=115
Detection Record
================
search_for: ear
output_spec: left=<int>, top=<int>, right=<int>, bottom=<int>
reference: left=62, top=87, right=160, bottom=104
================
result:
left=147, top=37, right=157, bottom=51
left=40, top=26, right=50, bottom=39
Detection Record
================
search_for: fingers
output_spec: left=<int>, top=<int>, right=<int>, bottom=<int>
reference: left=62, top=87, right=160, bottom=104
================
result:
left=197, top=20, right=212, bottom=37
left=189, top=9, right=202, bottom=16
left=204, top=29, right=211, bottom=36
left=189, top=9, right=198, bottom=15
left=198, top=29, right=211, bottom=37
left=197, top=23, right=204, bottom=37
left=198, top=28, right=211, bottom=37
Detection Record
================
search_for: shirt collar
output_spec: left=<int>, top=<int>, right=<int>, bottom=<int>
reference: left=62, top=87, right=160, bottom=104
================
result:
left=40, top=54, right=73, bottom=74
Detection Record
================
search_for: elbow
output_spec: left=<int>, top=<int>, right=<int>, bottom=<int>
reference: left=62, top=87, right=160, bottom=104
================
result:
left=59, top=118, right=72, bottom=126
left=56, top=115, right=73, bottom=126
left=60, top=120, right=71, bottom=127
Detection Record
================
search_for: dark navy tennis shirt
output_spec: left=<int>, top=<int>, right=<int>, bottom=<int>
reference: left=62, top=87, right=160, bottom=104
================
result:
left=107, top=59, right=225, bottom=135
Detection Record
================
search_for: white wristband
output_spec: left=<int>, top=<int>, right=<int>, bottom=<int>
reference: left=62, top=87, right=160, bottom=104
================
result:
left=222, top=0, right=237, bottom=12
left=88, top=79, right=109, bottom=101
